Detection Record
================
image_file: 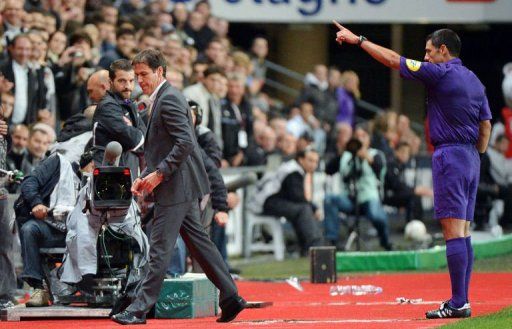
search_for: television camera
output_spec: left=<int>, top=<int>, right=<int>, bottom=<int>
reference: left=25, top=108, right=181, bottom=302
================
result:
left=58, top=142, right=147, bottom=307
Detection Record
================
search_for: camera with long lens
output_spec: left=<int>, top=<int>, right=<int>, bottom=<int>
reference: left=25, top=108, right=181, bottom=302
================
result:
left=91, top=141, right=132, bottom=210
left=345, top=138, right=362, bottom=155
left=344, top=138, right=363, bottom=183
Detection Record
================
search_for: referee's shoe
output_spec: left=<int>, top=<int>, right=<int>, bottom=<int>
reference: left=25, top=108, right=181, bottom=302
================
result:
left=426, top=301, right=471, bottom=319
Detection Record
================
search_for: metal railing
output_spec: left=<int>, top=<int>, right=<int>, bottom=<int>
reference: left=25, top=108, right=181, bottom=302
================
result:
left=262, top=59, right=425, bottom=135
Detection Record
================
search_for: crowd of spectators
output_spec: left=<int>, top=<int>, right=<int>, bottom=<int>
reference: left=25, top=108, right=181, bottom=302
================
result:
left=0, top=0, right=509, bottom=262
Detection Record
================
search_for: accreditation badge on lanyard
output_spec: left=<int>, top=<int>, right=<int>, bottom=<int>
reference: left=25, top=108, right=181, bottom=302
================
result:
left=232, top=103, right=248, bottom=148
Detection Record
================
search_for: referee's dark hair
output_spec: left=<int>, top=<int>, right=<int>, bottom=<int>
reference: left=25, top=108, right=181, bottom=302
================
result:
left=427, top=29, right=461, bottom=57
left=132, top=49, right=167, bottom=76
left=109, top=59, right=133, bottom=81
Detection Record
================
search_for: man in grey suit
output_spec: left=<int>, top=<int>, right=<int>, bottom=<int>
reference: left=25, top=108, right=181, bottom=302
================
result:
left=111, top=49, right=246, bottom=325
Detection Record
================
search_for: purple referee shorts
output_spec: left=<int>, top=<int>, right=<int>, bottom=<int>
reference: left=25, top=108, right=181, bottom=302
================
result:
left=432, top=144, right=480, bottom=221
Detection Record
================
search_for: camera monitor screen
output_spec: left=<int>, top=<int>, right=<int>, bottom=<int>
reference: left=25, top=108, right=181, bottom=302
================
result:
left=93, top=167, right=132, bottom=209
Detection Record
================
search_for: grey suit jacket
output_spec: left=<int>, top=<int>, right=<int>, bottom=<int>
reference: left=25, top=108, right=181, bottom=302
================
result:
left=143, top=81, right=210, bottom=206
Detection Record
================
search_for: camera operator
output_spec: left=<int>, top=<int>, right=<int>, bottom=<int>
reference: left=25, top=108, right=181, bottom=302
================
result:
left=92, top=59, right=145, bottom=179
left=14, top=151, right=93, bottom=307
left=60, top=146, right=149, bottom=297
left=323, top=126, right=392, bottom=250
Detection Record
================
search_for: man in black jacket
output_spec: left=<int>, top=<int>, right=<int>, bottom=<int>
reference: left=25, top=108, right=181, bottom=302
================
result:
left=384, top=142, right=432, bottom=221
left=92, top=59, right=145, bottom=178
left=255, top=147, right=324, bottom=256
left=16, top=152, right=94, bottom=307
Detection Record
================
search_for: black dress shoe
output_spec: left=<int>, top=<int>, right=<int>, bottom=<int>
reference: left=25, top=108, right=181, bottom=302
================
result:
left=111, top=310, right=146, bottom=325
left=217, top=295, right=246, bottom=323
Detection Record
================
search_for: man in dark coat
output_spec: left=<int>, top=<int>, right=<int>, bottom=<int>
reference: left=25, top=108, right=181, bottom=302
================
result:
left=111, top=49, right=245, bottom=325
left=92, top=59, right=145, bottom=178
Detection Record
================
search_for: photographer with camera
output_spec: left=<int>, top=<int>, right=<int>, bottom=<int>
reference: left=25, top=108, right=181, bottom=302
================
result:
left=92, top=59, right=145, bottom=179
left=323, top=126, right=392, bottom=251
left=53, top=31, right=95, bottom=121
left=14, top=150, right=94, bottom=307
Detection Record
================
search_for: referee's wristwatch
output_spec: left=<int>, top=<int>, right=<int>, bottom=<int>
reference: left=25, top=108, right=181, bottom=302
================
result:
left=155, top=169, right=164, bottom=179
left=358, top=35, right=367, bottom=47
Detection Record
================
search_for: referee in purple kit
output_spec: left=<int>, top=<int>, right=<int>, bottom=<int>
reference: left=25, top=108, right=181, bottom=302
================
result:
left=333, top=24, right=492, bottom=319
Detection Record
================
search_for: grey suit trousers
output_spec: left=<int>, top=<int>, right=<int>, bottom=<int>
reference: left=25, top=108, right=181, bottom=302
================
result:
left=126, top=200, right=237, bottom=316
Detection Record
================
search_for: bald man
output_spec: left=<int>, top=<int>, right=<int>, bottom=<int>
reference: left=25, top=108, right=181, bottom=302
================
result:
left=86, top=70, right=110, bottom=103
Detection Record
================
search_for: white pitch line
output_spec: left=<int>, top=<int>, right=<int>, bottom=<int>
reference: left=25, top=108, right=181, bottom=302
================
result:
left=271, top=301, right=442, bottom=306
left=234, top=319, right=417, bottom=325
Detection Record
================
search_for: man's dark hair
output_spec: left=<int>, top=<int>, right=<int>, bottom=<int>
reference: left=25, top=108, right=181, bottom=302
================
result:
left=298, top=131, right=314, bottom=143
left=427, top=29, right=461, bottom=57
left=132, top=49, right=167, bottom=76
left=296, top=145, right=318, bottom=160
left=194, top=0, right=211, bottom=10
left=203, top=65, right=225, bottom=78
left=395, top=141, right=411, bottom=151
left=109, top=59, right=133, bottom=80
left=116, top=27, right=135, bottom=40
left=8, top=33, right=30, bottom=47
left=69, top=31, right=94, bottom=48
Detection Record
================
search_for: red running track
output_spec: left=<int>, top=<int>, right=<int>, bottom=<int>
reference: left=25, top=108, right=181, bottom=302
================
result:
left=2, top=272, right=511, bottom=329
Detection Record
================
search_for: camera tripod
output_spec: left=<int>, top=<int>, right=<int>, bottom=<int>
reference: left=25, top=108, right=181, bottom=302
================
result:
left=343, top=156, right=364, bottom=251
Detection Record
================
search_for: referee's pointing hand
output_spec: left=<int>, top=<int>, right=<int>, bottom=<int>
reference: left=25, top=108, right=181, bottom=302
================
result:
left=333, top=21, right=359, bottom=45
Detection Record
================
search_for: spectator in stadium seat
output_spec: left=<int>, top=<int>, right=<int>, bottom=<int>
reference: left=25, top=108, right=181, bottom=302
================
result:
left=52, top=31, right=95, bottom=121
left=244, top=126, right=276, bottom=166
left=2, top=0, right=27, bottom=46
left=20, top=127, right=49, bottom=175
left=6, top=124, right=29, bottom=172
left=1, top=34, right=48, bottom=125
left=184, top=65, right=225, bottom=145
left=184, top=11, right=215, bottom=52
left=28, top=32, right=56, bottom=125
left=251, top=147, right=324, bottom=256
left=250, top=37, right=268, bottom=86
left=98, top=28, right=136, bottom=69
left=296, top=64, right=338, bottom=128
left=383, top=142, right=433, bottom=221
left=336, top=70, right=360, bottom=127
left=46, top=31, right=67, bottom=67
left=220, top=72, right=254, bottom=167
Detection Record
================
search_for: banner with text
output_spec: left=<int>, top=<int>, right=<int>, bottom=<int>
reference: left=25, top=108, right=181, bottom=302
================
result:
left=209, top=0, right=512, bottom=23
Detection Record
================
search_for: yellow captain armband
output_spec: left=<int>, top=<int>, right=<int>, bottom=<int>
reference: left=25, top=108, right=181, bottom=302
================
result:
left=406, top=59, right=422, bottom=72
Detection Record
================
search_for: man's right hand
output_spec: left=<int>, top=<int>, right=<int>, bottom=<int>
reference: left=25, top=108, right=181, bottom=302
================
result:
left=131, top=178, right=144, bottom=197
left=31, top=204, right=49, bottom=219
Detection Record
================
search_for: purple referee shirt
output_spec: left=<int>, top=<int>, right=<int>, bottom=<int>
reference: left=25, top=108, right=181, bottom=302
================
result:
left=399, top=57, right=492, bottom=146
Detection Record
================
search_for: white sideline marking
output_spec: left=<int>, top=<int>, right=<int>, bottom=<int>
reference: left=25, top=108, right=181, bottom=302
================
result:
left=235, top=319, right=416, bottom=325
left=274, top=301, right=442, bottom=306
